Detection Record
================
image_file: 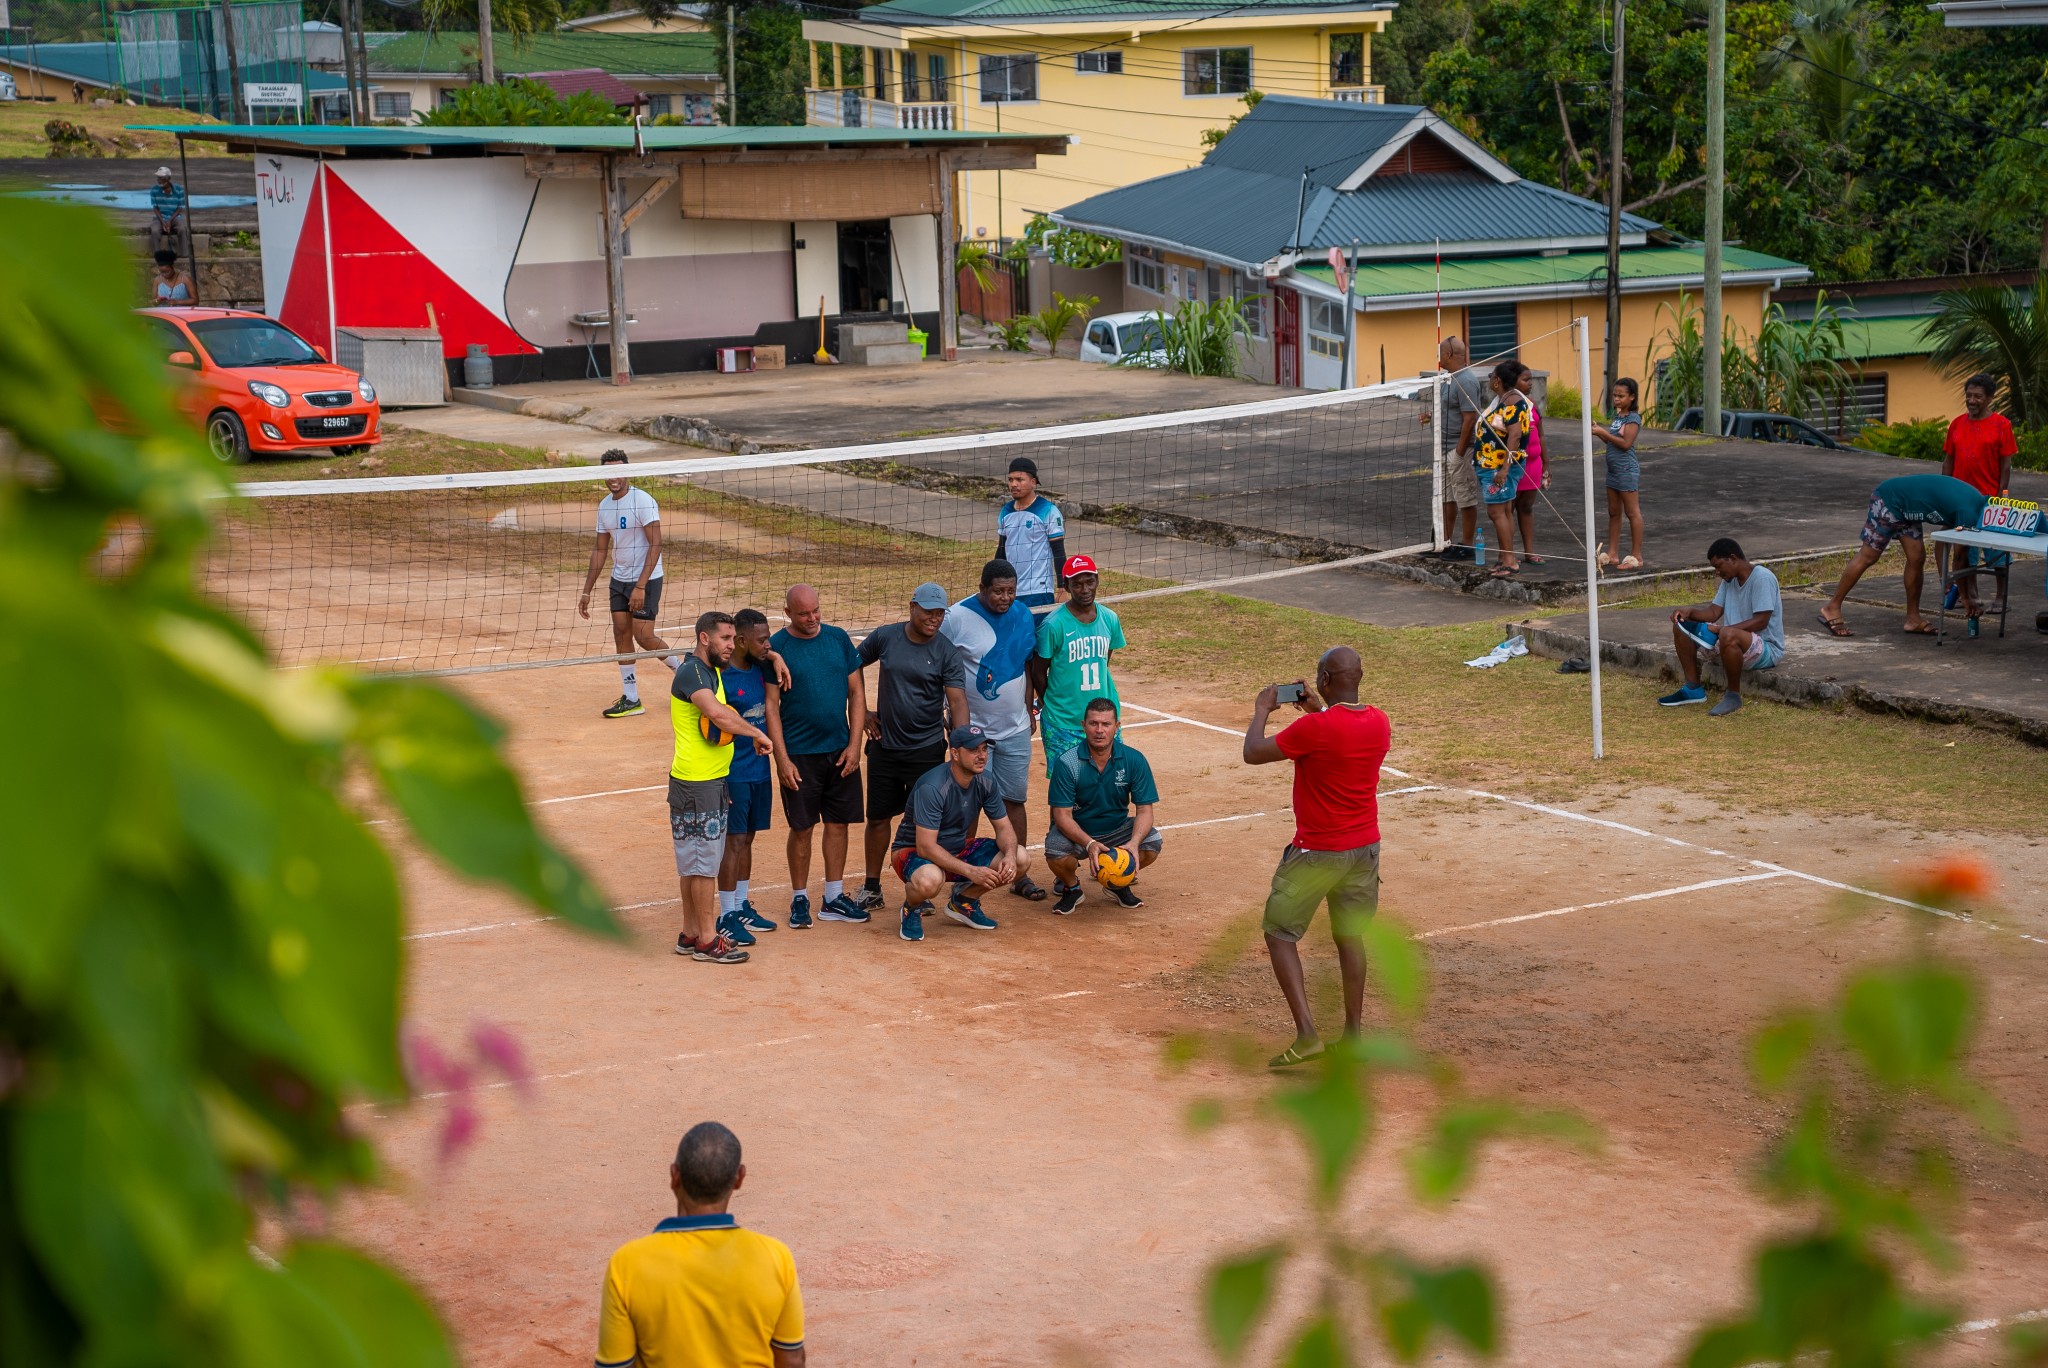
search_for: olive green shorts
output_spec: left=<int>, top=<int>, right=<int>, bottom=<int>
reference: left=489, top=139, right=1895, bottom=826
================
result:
left=1261, top=842, right=1380, bottom=942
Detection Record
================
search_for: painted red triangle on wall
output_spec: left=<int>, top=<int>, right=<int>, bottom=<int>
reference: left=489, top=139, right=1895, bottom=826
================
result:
left=321, top=168, right=538, bottom=358
left=277, top=171, right=331, bottom=354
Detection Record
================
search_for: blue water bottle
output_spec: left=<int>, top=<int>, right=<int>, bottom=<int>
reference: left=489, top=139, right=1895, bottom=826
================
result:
left=1474, top=524, right=1487, bottom=567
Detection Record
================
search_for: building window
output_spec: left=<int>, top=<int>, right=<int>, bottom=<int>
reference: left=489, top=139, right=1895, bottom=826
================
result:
left=1183, top=47, right=1251, bottom=96
left=1810, top=374, right=1888, bottom=435
left=1465, top=301, right=1519, bottom=364
left=873, top=48, right=893, bottom=99
left=1329, top=32, right=1365, bottom=86
left=1076, top=50, right=1122, bottom=74
left=978, top=54, right=1037, bottom=103
left=902, top=54, right=921, bottom=100
left=372, top=91, right=411, bottom=119
left=1307, top=298, right=1345, bottom=358
left=928, top=54, right=949, bottom=100
left=1127, top=243, right=1165, bottom=294
left=1226, top=269, right=1267, bottom=339
left=647, top=93, right=672, bottom=117
left=437, top=87, right=461, bottom=107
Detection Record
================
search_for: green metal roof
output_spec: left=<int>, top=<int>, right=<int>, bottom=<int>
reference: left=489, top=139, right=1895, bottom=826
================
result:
left=362, top=29, right=719, bottom=77
left=1296, top=245, right=1808, bottom=302
left=1828, top=313, right=1939, bottom=360
left=861, top=0, right=1389, bottom=20
left=131, top=122, right=1062, bottom=154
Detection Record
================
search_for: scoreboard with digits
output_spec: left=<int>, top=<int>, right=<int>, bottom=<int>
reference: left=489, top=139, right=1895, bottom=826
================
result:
left=1978, top=496, right=2042, bottom=536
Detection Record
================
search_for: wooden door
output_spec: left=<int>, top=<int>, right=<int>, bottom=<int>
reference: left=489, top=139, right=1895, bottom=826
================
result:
left=1274, top=287, right=1301, bottom=388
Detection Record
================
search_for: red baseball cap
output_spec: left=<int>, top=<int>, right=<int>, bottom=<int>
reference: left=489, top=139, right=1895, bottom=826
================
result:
left=1062, top=554, right=1099, bottom=578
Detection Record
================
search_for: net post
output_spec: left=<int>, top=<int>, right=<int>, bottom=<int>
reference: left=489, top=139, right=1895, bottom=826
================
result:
left=1430, top=370, right=1445, bottom=552
left=1576, top=315, right=1605, bottom=760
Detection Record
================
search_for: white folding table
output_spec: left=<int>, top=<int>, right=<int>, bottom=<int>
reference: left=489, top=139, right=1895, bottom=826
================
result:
left=1928, top=526, right=2046, bottom=645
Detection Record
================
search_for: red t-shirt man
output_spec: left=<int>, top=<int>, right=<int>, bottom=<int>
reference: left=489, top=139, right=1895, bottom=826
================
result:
left=1944, top=410, right=2015, bottom=497
left=1274, top=704, right=1392, bottom=851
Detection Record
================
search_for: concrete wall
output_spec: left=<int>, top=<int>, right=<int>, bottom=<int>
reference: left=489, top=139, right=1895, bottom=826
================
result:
left=1872, top=355, right=1958, bottom=426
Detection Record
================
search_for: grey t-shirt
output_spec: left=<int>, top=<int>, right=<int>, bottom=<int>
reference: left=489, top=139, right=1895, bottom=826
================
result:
left=858, top=620, right=966, bottom=751
left=1714, top=563, right=1785, bottom=656
left=891, top=762, right=1006, bottom=852
left=1443, top=366, right=1487, bottom=451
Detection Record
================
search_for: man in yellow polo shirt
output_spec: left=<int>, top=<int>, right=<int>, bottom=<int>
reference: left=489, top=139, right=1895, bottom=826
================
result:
left=672, top=611, right=774, bottom=966
left=597, top=1121, right=805, bottom=1368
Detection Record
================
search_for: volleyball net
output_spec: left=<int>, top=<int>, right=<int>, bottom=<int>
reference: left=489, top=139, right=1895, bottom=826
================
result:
left=208, top=376, right=1443, bottom=675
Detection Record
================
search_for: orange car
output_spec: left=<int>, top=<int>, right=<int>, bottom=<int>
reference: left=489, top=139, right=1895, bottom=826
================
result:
left=136, top=307, right=383, bottom=463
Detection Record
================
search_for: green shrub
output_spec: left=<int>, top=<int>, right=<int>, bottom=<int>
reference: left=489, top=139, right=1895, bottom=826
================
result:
left=2017, top=424, right=2048, bottom=473
left=1857, top=419, right=1946, bottom=463
left=990, top=316, right=1035, bottom=352
left=421, top=77, right=627, bottom=127
left=1543, top=383, right=1581, bottom=420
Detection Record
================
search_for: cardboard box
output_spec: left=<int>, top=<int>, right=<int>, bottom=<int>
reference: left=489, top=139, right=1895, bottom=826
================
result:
left=753, top=344, right=785, bottom=370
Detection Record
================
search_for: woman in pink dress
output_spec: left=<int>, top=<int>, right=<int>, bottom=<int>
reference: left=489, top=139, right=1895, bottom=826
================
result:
left=1512, top=362, right=1546, bottom=563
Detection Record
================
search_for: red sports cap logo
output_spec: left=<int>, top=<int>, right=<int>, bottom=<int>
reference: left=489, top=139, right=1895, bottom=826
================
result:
left=1062, top=554, right=1099, bottom=578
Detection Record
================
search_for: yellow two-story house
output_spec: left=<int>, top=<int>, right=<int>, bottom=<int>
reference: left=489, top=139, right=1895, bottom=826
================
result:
left=800, top=0, right=1394, bottom=241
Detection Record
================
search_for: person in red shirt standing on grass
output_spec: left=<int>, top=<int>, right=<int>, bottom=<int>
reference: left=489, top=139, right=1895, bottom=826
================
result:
left=1241, top=646, right=1391, bottom=1070
left=1942, top=373, right=2018, bottom=616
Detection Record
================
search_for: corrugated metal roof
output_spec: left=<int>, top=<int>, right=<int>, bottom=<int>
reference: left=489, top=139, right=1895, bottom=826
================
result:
left=1829, top=313, right=1939, bottom=359
left=524, top=67, right=649, bottom=107
left=131, top=122, right=1062, bottom=154
left=1204, top=95, right=1423, bottom=188
left=1294, top=245, right=1809, bottom=300
left=363, top=30, right=719, bottom=77
left=1053, top=164, right=1321, bottom=267
left=1306, top=175, right=1657, bottom=252
left=0, top=40, right=346, bottom=91
left=862, top=0, right=1391, bottom=21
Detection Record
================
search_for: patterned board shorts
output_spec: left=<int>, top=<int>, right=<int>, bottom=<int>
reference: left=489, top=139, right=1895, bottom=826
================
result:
left=669, top=778, right=729, bottom=879
left=1859, top=494, right=1925, bottom=554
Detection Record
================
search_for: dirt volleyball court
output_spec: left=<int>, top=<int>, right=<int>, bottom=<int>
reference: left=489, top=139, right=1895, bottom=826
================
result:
left=343, top=663, right=2048, bottom=1367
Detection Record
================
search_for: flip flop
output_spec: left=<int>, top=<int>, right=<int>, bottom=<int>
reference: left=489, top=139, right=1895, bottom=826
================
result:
left=1816, top=613, right=1853, bottom=638
left=1902, top=623, right=1937, bottom=636
left=1009, top=875, right=1048, bottom=901
left=1268, top=1040, right=1326, bottom=1070
left=1620, top=555, right=1642, bottom=571
left=1489, top=565, right=1519, bottom=579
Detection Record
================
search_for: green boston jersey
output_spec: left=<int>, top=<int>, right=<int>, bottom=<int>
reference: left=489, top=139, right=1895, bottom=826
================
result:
left=1035, top=603, right=1126, bottom=734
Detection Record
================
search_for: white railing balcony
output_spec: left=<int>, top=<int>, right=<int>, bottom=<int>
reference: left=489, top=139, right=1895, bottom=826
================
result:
left=807, top=87, right=956, bottom=130
left=1329, top=85, right=1386, bottom=103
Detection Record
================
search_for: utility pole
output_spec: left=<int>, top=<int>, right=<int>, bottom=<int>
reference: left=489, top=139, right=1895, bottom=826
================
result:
left=218, top=0, right=244, bottom=122
left=477, top=0, right=495, bottom=84
left=350, top=0, right=371, bottom=123
left=1603, top=0, right=1625, bottom=406
left=726, top=5, right=737, bottom=124
left=1702, top=0, right=1725, bottom=434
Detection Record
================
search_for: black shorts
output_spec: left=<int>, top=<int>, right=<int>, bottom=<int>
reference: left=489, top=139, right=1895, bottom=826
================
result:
left=607, top=576, right=662, bottom=621
left=865, top=741, right=946, bottom=821
left=782, top=751, right=865, bottom=830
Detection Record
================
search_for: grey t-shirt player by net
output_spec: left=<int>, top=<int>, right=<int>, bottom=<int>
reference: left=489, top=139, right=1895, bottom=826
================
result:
left=858, top=620, right=966, bottom=752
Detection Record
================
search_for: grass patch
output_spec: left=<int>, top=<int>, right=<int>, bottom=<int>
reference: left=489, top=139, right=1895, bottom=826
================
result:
left=234, top=429, right=561, bottom=482
left=1120, top=589, right=2048, bottom=834
left=0, top=102, right=223, bottom=160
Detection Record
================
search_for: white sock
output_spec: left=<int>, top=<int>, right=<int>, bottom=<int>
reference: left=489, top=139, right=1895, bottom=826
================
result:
left=619, top=662, right=638, bottom=702
left=735, top=880, right=750, bottom=906
left=719, top=889, right=738, bottom=913
left=663, top=654, right=683, bottom=671
left=824, top=879, right=844, bottom=903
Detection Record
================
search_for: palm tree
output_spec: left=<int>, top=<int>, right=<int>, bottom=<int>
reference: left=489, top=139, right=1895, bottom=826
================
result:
left=1924, top=273, right=2048, bottom=428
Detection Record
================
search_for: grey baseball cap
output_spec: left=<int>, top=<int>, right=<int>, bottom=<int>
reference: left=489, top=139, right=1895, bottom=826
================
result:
left=910, top=581, right=948, bottom=610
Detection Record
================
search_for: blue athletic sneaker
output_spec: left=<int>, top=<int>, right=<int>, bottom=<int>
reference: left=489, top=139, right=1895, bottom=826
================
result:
left=1658, top=684, right=1708, bottom=707
left=737, top=900, right=777, bottom=933
left=900, top=903, right=928, bottom=942
left=787, top=893, right=813, bottom=930
left=946, top=891, right=998, bottom=931
left=718, top=909, right=756, bottom=947
left=819, top=894, right=871, bottom=923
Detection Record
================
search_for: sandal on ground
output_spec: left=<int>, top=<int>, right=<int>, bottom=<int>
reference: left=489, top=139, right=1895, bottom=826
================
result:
left=1902, top=622, right=1937, bottom=636
left=1489, top=564, right=1519, bottom=579
left=1620, top=555, right=1642, bottom=571
left=1816, top=613, right=1853, bottom=638
left=1009, top=875, right=1048, bottom=901
left=1268, top=1040, right=1325, bottom=1070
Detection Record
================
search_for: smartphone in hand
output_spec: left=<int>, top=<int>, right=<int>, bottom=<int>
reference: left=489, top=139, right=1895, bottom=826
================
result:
left=1274, top=682, right=1305, bottom=704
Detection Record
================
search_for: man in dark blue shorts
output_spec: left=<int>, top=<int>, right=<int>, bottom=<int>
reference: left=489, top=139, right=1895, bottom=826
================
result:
left=716, top=610, right=781, bottom=945
left=764, top=584, right=869, bottom=928
left=888, top=725, right=1028, bottom=943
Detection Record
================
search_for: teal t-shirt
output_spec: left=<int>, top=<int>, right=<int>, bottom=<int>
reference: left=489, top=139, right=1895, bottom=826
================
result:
left=1047, top=738, right=1158, bottom=838
left=768, top=624, right=860, bottom=756
left=1875, top=473, right=1986, bottom=528
left=1035, top=603, right=1125, bottom=735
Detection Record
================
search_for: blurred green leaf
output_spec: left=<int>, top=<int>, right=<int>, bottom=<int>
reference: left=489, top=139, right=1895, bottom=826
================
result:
left=1274, top=1057, right=1370, bottom=1204
left=349, top=679, right=617, bottom=937
left=1186, top=1098, right=1226, bottom=1131
left=1840, top=965, right=1974, bottom=1092
left=1356, top=915, right=1427, bottom=1017
left=221, top=1240, right=455, bottom=1368
left=1282, top=1316, right=1350, bottom=1368
left=1206, top=1244, right=1286, bottom=1359
left=1407, top=1101, right=1597, bottom=1204
left=1375, top=1255, right=1498, bottom=1362
left=1682, top=1235, right=1954, bottom=1368
left=1751, top=1012, right=1818, bottom=1092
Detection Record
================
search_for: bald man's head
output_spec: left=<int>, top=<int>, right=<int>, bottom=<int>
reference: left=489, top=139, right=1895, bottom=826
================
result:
left=1318, top=645, right=1363, bottom=701
left=783, top=583, right=821, bottom=636
left=1439, top=336, right=1467, bottom=364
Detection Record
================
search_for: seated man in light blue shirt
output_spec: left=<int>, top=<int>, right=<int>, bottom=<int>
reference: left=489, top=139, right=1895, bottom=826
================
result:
left=1660, top=536, right=1784, bottom=718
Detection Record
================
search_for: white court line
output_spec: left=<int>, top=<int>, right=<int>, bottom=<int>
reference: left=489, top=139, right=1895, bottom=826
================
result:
left=538, top=783, right=664, bottom=806
left=1418, top=872, right=1789, bottom=939
left=1957, top=1307, right=2048, bottom=1335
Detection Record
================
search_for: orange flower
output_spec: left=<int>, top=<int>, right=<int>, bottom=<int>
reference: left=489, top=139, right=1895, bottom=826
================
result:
left=1904, top=854, right=1996, bottom=906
